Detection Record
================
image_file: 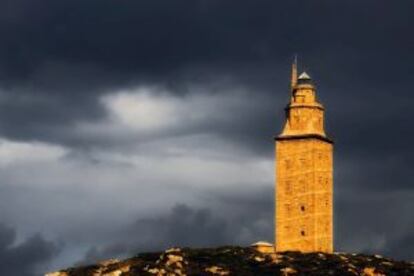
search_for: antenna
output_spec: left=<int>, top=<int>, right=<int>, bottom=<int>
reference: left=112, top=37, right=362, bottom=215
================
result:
left=290, top=54, right=298, bottom=93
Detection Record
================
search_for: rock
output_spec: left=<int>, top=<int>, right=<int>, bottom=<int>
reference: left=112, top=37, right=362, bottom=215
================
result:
left=348, top=263, right=356, bottom=269
left=339, top=255, right=348, bottom=261
left=165, top=248, right=181, bottom=254
left=318, top=253, right=327, bottom=260
left=363, top=267, right=385, bottom=276
left=253, top=256, right=265, bottom=262
left=142, top=248, right=187, bottom=275
left=347, top=267, right=358, bottom=275
left=270, top=253, right=284, bottom=264
left=98, top=259, right=120, bottom=266
left=45, top=272, right=69, bottom=276
left=173, top=268, right=185, bottom=276
left=280, top=266, right=297, bottom=275
left=102, top=270, right=122, bottom=276
left=205, top=266, right=230, bottom=275
left=145, top=267, right=162, bottom=274
left=166, top=254, right=183, bottom=265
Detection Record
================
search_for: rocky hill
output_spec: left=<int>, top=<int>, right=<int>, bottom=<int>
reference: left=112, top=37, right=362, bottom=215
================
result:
left=46, top=246, right=414, bottom=276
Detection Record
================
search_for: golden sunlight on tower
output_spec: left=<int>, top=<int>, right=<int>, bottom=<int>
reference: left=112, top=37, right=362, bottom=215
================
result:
left=275, top=59, right=334, bottom=253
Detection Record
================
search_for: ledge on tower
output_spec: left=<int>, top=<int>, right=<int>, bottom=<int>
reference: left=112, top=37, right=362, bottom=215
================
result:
left=275, top=134, right=334, bottom=144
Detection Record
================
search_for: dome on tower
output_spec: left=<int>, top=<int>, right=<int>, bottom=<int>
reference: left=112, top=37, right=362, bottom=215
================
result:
left=297, top=71, right=313, bottom=85
left=298, top=71, right=311, bottom=80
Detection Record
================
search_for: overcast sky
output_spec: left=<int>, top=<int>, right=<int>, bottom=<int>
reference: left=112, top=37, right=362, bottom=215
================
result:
left=0, top=1, right=414, bottom=275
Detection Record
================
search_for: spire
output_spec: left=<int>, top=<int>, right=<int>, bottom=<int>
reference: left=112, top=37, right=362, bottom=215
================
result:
left=290, top=55, right=298, bottom=92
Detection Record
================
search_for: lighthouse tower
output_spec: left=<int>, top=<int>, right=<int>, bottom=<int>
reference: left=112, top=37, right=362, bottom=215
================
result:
left=275, top=60, right=333, bottom=253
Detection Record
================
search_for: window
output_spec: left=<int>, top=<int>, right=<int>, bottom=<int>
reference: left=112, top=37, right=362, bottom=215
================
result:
left=301, top=230, right=306, bottom=236
left=325, top=221, right=330, bottom=232
left=300, top=205, right=305, bottom=212
left=293, top=115, right=300, bottom=125
left=299, top=179, right=306, bottom=193
left=285, top=204, right=291, bottom=215
left=295, top=95, right=305, bottom=103
left=285, top=181, right=292, bottom=195
left=284, top=225, right=290, bottom=234
left=318, top=152, right=323, bottom=160
left=285, top=159, right=292, bottom=170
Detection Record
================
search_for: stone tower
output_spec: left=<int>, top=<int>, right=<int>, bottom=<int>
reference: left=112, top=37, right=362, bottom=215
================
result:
left=275, top=60, right=333, bottom=253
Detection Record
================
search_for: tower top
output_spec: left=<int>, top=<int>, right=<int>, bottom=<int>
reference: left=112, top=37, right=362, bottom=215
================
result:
left=298, top=71, right=311, bottom=80
left=297, top=71, right=314, bottom=86
left=278, top=63, right=331, bottom=142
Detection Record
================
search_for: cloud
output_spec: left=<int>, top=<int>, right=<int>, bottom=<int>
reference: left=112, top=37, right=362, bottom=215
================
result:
left=0, top=223, right=60, bottom=276
left=72, top=84, right=280, bottom=153
left=334, top=190, right=414, bottom=260
left=0, top=138, right=67, bottom=167
left=103, top=89, right=183, bottom=131
left=80, top=187, right=414, bottom=266
left=0, top=87, right=275, bottom=270
left=0, top=79, right=413, bottom=272
left=81, top=201, right=273, bottom=264
left=98, top=86, right=259, bottom=133
left=385, top=232, right=414, bottom=260
left=0, top=0, right=410, bottom=146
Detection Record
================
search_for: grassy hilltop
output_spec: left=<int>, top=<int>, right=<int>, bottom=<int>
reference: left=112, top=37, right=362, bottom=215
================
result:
left=47, top=246, right=414, bottom=276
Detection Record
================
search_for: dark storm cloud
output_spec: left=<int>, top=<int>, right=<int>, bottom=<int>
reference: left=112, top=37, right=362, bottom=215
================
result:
left=82, top=185, right=414, bottom=266
left=0, top=0, right=413, bottom=149
left=385, top=232, right=414, bottom=260
left=335, top=192, right=414, bottom=260
left=81, top=204, right=232, bottom=264
left=81, top=200, right=273, bottom=265
left=0, top=0, right=411, bottom=83
left=0, top=223, right=60, bottom=276
left=79, top=186, right=275, bottom=264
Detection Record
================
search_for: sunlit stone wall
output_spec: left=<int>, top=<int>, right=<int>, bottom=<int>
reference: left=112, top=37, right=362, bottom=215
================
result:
left=275, top=72, right=333, bottom=253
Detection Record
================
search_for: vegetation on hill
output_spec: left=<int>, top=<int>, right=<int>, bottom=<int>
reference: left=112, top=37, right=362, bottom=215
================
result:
left=47, top=246, right=414, bottom=276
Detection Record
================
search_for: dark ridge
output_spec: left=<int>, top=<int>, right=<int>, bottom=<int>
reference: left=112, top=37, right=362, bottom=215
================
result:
left=47, top=246, right=414, bottom=276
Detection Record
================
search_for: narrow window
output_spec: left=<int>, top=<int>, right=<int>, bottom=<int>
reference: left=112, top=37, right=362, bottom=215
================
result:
left=284, top=225, right=290, bottom=234
left=293, top=115, right=300, bottom=125
left=300, top=205, right=305, bottom=212
left=301, top=230, right=306, bottom=236
left=285, top=204, right=291, bottom=216
left=318, top=153, right=323, bottom=160
left=285, top=181, right=292, bottom=195
left=285, top=159, right=291, bottom=170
